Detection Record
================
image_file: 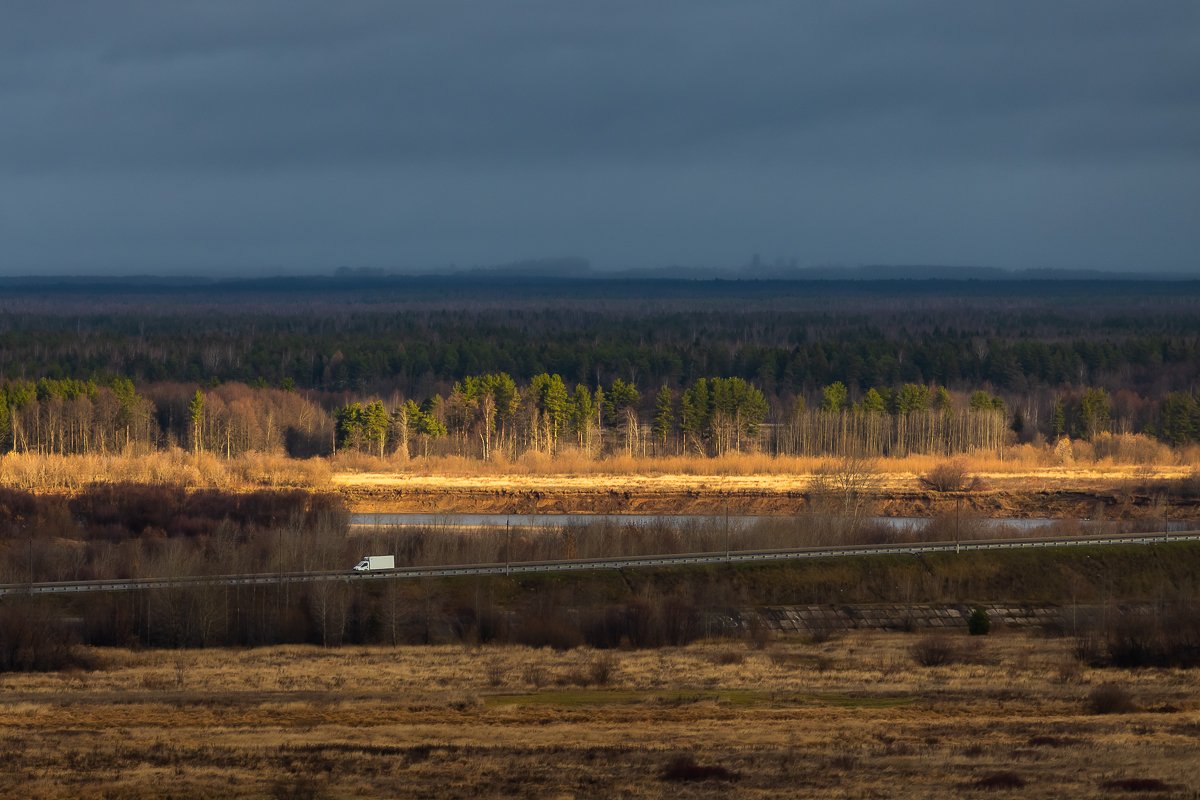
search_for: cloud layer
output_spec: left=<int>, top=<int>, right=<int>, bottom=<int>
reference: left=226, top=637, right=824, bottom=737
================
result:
left=3, top=1, right=1198, bottom=273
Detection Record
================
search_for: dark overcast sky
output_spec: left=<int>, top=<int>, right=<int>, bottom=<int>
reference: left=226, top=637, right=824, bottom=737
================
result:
left=2, top=1, right=1198, bottom=275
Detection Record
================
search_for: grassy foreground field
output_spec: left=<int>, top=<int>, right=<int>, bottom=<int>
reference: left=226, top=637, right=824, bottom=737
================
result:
left=2, top=632, right=1198, bottom=799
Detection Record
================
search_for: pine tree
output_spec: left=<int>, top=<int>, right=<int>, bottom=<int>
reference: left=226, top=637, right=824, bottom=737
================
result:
left=1052, top=399, right=1067, bottom=439
left=653, top=385, right=674, bottom=452
left=861, top=388, right=887, bottom=415
left=569, top=384, right=595, bottom=452
left=821, top=381, right=847, bottom=413
left=188, top=390, right=205, bottom=453
left=1078, top=387, right=1111, bottom=440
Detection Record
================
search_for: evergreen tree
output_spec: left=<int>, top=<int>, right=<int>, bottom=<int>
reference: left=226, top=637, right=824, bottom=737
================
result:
left=1159, top=392, right=1199, bottom=445
left=1052, top=398, right=1067, bottom=439
left=569, top=384, right=595, bottom=451
left=362, top=400, right=390, bottom=456
left=861, top=388, right=887, bottom=415
left=821, top=381, right=847, bottom=413
left=1078, top=387, right=1111, bottom=440
left=895, top=383, right=932, bottom=415
left=529, top=373, right=570, bottom=452
left=653, top=385, right=675, bottom=451
left=606, top=379, right=641, bottom=456
left=681, top=378, right=711, bottom=453
left=188, top=390, right=205, bottom=453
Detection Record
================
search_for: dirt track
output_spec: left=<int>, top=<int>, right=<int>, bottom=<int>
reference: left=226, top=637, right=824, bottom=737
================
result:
left=334, top=468, right=1197, bottom=518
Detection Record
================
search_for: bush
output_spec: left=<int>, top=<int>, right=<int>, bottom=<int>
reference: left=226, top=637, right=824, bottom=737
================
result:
left=0, top=600, right=95, bottom=673
left=484, top=659, right=506, bottom=687
left=1101, top=606, right=1200, bottom=668
left=973, top=772, right=1026, bottom=790
left=1087, top=683, right=1137, bottom=715
left=807, top=616, right=841, bottom=644
left=588, top=653, right=616, bottom=686
left=709, top=649, right=746, bottom=666
left=521, top=663, right=546, bottom=688
left=1171, top=471, right=1200, bottom=500
left=967, top=607, right=991, bottom=636
left=1090, top=433, right=1174, bottom=466
left=579, top=596, right=704, bottom=649
left=658, top=754, right=739, bottom=782
left=561, top=653, right=618, bottom=687
left=745, top=614, right=772, bottom=650
left=919, top=461, right=982, bottom=493
left=512, top=617, right=583, bottom=651
left=910, top=635, right=960, bottom=667
left=1099, top=778, right=1170, bottom=792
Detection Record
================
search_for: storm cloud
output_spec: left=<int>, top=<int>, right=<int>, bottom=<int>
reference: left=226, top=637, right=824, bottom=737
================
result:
left=2, top=1, right=1198, bottom=273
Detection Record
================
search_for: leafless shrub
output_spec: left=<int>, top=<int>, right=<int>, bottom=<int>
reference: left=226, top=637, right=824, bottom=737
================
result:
left=447, top=695, right=478, bottom=711
left=808, top=456, right=881, bottom=519
left=1027, top=735, right=1081, bottom=748
left=658, top=753, right=739, bottom=782
left=588, top=653, right=616, bottom=686
left=0, top=600, right=96, bottom=673
left=1172, top=470, right=1200, bottom=500
left=1090, top=433, right=1175, bottom=467
left=521, top=663, right=546, bottom=689
left=1054, top=658, right=1083, bottom=685
left=269, top=769, right=328, bottom=800
left=559, top=653, right=617, bottom=687
left=512, top=617, right=584, bottom=651
left=484, top=659, right=506, bottom=687
left=745, top=615, right=772, bottom=650
left=909, top=635, right=960, bottom=667
left=973, top=772, right=1026, bottom=790
left=826, top=753, right=859, bottom=771
left=919, top=461, right=983, bottom=493
left=1100, top=777, right=1170, bottom=792
left=806, top=616, right=841, bottom=644
left=708, top=649, right=745, bottom=666
left=1087, top=683, right=1137, bottom=715
left=1073, top=604, right=1200, bottom=668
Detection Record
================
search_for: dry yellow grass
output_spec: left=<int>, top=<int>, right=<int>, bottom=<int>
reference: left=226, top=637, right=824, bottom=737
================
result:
left=334, top=464, right=1193, bottom=493
left=333, top=450, right=1140, bottom=478
left=334, top=462, right=1197, bottom=520
left=2, top=446, right=1194, bottom=518
left=0, top=450, right=332, bottom=491
left=2, top=632, right=1198, bottom=798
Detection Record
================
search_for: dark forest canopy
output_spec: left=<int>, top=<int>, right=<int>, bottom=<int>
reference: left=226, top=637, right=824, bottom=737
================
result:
left=0, top=277, right=1196, bottom=393
left=0, top=277, right=1197, bottom=457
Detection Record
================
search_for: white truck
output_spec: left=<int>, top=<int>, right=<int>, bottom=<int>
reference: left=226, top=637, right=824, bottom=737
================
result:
left=352, top=555, right=395, bottom=572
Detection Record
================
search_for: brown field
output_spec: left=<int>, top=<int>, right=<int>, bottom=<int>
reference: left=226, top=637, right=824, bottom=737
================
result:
left=2, top=632, right=1198, bottom=799
left=2, top=448, right=1197, bottom=517
left=335, top=461, right=1199, bottom=517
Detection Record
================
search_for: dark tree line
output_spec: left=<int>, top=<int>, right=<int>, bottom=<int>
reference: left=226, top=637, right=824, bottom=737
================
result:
left=0, top=371, right=1195, bottom=460
left=2, top=281, right=1199, bottom=403
left=2, top=280, right=1200, bottom=456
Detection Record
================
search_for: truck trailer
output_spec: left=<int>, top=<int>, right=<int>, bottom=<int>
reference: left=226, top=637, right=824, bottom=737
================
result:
left=352, top=555, right=396, bottom=572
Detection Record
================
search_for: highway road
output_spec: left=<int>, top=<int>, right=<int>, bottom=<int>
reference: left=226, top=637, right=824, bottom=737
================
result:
left=2, top=530, right=1199, bottom=597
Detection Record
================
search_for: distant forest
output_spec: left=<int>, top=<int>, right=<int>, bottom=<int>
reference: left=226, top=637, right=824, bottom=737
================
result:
left=1, top=276, right=1198, bottom=458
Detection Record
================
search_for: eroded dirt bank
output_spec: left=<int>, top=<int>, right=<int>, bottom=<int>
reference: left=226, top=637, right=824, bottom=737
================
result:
left=336, top=471, right=1198, bottom=519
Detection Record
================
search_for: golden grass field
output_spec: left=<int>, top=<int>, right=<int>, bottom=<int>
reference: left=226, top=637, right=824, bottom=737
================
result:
left=2, top=631, right=1198, bottom=798
left=2, top=446, right=1196, bottom=516
left=333, top=464, right=1194, bottom=495
left=333, top=457, right=1198, bottom=516
left=2, top=445, right=1195, bottom=492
